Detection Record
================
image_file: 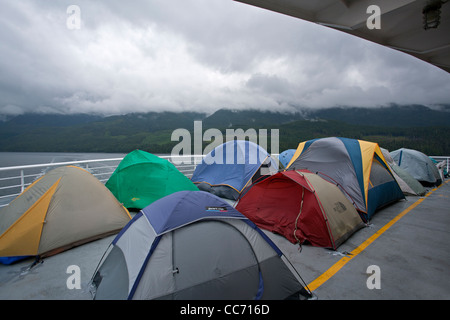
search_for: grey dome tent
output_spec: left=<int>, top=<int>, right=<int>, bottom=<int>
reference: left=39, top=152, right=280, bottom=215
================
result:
left=390, top=148, right=442, bottom=187
left=90, top=191, right=311, bottom=300
left=381, top=148, right=426, bottom=196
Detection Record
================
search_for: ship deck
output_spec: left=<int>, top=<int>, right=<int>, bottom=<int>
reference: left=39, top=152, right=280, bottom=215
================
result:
left=0, top=180, right=449, bottom=300
left=271, top=179, right=450, bottom=300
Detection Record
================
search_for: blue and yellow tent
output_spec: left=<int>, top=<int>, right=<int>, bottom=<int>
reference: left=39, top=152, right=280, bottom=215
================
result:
left=287, top=137, right=404, bottom=221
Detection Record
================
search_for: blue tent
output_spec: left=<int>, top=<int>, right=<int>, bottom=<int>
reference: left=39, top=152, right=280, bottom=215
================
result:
left=191, top=140, right=278, bottom=200
left=287, top=137, right=405, bottom=221
left=278, top=149, right=296, bottom=168
left=91, top=191, right=311, bottom=300
left=0, top=256, right=30, bottom=265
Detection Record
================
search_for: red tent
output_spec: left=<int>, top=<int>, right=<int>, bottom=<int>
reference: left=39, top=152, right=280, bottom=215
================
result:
left=236, top=170, right=363, bottom=249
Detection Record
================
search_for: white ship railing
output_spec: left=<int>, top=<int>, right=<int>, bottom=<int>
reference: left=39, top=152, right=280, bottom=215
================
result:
left=430, top=156, right=450, bottom=174
left=1, top=154, right=446, bottom=208
left=0, top=155, right=204, bottom=208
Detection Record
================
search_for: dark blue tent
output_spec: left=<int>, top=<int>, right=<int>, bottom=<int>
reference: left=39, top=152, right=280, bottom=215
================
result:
left=0, top=256, right=30, bottom=265
left=191, top=140, right=278, bottom=200
left=91, top=191, right=311, bottom=300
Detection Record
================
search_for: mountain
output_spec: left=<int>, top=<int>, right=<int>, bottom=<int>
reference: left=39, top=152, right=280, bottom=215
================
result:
left=202, top=105, right=450, bottom=128
left=0, top=105, right=448, bottom=154
left=0, top=113, right=103, bottom=127
left=0, top=111, right=206, bottom=153
left=308, top=104, right=450, bottom=127
left=202, top=109, right=305, bottom=128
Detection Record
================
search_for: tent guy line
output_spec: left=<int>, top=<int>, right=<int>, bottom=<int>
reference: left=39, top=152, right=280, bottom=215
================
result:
left=306, top=179, right=449, bottom=292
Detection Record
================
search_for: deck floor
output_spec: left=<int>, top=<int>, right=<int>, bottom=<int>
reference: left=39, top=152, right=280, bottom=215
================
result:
left=0, top=181, right=449, bottom=300
left=268, top=179, right=450, bottom=300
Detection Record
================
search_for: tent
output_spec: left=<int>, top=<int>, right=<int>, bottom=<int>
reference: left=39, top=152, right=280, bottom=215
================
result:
left=236, top=170, right=364, bottom=249
left=0, top=166, right=131, bottom=263
left=278, top=149, right=296, bottom=168
left=430, top=157, right=447, bottom=180
left=287, top=137, right=404, bottom=221
left=381, top=148, right=426, bottom=196
left=106, top=150, right=199, bottom=210
left=191, top=140, right=278, bottom=200
left=390, top=148, right=442, bottom=187
left=90, top=190, right=311, bottom=300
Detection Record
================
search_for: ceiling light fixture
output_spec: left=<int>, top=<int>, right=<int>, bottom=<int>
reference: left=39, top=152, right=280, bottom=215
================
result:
left=422, top=0, right=442, bottom=30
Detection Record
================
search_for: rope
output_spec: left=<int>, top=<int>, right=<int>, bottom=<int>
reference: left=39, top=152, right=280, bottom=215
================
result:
left=293, top=186, right=304, bottom=248
left=282, top=254, right=313, bottom=297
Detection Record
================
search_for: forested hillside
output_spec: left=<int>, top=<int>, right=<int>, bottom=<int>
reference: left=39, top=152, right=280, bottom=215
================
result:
left=0, top=105, right=448, bottom=155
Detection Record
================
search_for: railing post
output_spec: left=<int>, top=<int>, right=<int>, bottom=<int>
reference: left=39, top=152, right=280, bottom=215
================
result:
left=20, top=170, right=25, bottom=193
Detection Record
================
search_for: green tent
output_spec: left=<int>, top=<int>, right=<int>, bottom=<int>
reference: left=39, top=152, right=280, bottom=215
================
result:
left=106, top=150, right=198, bottom=209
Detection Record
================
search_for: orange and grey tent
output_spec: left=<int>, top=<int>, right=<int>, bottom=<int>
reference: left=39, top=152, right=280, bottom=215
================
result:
left=236, top=170, right=364, bottom=249
left=0, top=166, right=131, bottom=262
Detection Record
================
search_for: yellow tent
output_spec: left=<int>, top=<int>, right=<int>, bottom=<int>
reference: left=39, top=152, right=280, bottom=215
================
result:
left=287, top=137, right=404, bottom=220
left=0, top=166, right=131, bottom=259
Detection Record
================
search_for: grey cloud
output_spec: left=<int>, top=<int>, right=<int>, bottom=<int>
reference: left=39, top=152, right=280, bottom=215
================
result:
left=247, top=74, right=291, bottom=93
left=0, top=0, right=449, bottom=116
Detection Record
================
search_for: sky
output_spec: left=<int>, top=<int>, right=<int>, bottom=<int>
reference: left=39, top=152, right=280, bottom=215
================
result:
left=0, top=0, right=449, bottom=116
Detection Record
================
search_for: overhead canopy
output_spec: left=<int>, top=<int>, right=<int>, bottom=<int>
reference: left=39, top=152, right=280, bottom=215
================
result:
left=236, top=0, right=450, bottom=73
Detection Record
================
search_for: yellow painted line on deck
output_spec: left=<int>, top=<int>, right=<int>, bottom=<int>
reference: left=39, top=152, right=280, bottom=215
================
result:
left=307, top=179, right=449, bottom=292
